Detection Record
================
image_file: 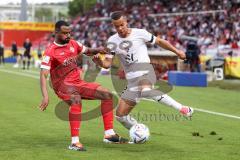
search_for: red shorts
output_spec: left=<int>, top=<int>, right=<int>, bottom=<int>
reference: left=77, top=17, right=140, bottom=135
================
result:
left=55, top=81, right=101, bottom=101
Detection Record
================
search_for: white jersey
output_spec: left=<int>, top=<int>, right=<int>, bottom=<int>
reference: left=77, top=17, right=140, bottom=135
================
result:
left=107, top=28, right=156, bottom=80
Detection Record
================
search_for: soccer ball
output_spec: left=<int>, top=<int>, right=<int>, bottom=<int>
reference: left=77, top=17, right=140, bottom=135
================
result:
left=129, top=123, right=150, bottom=144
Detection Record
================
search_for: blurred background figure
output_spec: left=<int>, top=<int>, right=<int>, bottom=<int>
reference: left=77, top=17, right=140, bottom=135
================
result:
left=0, top=0, right=239, bottom=78
left=35, top=42, right=43, bottom=68
left=185, top=40, right=201, bottom=72
left=22, top=38, right=32, bottom=70
left=11, top=41, right=18, bottom=57
left=12, top=41, right=21, bottom=68
left=0, top=42, right=5, bottom=66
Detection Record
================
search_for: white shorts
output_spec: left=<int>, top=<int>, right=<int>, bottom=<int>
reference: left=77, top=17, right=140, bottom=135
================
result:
left=121, top=72, right=157, bottom=103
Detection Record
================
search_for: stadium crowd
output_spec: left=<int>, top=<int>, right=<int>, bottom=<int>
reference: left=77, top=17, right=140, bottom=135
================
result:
left=69, top=0, right=240, bottom=54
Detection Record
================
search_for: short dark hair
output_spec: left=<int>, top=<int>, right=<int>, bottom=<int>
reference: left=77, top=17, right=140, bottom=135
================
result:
left=110, top=11, right=123, bottom=20
left=55, top=20, right=69, bottom=31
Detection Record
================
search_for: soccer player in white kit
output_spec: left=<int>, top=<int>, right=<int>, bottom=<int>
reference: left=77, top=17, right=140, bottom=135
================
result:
left=93, top=11, right=193, bottom=130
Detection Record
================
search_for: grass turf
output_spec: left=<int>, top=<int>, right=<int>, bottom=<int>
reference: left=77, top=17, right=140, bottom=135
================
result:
left=0, top=64, right=240, bottom=160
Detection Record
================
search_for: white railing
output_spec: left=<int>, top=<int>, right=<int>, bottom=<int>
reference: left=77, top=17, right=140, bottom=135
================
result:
left=149, top=10, right=226, bottom=17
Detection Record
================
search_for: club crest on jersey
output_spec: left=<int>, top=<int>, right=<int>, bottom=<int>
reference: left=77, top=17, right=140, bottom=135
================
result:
left=70, top=47, right=75, bottom=53
left=119, top=40, right=132, bottom=51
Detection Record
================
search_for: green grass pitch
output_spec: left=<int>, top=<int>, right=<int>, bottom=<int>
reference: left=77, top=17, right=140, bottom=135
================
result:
left=0, top=64, right=240, bottom=160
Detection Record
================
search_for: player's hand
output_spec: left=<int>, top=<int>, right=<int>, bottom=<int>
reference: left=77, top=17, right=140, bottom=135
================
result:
left=177, top=50, right=186, bottom=60
left=92, top=54, right=103, bottom=66
left=39, top=96, right=49, bottom=111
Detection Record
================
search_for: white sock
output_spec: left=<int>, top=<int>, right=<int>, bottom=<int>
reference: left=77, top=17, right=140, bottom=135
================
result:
left=153, top=94, right=182, bottom=111
left=116, top=115, right=138, bottom=130
left=104, top=129, right=116, bottom=136
left=71, top=136, right=79, bottom=144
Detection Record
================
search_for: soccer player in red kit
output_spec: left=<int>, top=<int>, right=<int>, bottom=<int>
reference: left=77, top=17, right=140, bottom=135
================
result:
left=39, top=20, right=127, bottom=151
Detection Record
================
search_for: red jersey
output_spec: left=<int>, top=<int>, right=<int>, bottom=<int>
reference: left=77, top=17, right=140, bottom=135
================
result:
left=41, top=39, right=86, bottom=90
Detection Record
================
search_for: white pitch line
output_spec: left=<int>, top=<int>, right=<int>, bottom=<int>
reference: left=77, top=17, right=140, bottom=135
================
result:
left=113, top=94, right=240, bottom=120
left=0, top=69, right=39, bottom=79
left=194, top=108, right=240, bottom=120
left=21, top=70, right=40, bottom=75
left=1, top=68, right=240, bottom=120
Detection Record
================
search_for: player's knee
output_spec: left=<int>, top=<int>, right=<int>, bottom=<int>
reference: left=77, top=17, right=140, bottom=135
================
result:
left=116, top=109, right=126, bottom=117
left=102, top=91, right=113, bottom=100
left=70, top=95, right=81, bottom=104
left=97, top=87, right=113, bottom=100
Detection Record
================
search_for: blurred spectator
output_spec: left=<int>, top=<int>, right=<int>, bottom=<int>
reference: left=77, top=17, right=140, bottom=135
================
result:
left=11, top=41, right=18, bottom=57
left=22, top=38, right=32, bottom=70
left=185, top=40, right=201, bottom=72
left=68, top=0, right=239, bottom=55
left=35, top=0, right=239, bottom=60
left=12, top=41, right=21, bottom=68
left=0, top=42, right=4, bottom=66
left=35, top=42, right=43, bottom=68
left=37, top=42, right=43, bottom=59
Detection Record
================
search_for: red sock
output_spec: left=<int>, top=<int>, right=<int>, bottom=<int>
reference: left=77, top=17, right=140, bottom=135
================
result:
left=101, top=99, right=113, bottom=131
left=69, top=104, right=82, bottom=137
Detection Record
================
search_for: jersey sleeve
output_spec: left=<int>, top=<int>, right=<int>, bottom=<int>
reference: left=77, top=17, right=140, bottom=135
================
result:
left=139, top=29, right=156, bottom=45
left=40, top=49, right=52, bottom=70
left=76, top=41, right=87, bottom=54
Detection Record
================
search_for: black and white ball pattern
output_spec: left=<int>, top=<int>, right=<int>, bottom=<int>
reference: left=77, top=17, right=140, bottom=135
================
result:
left=129, top=123, right=150, bottom=144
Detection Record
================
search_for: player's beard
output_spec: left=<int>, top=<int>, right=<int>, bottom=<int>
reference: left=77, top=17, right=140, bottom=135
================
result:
left=63, top=38, right=70, bottom=44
